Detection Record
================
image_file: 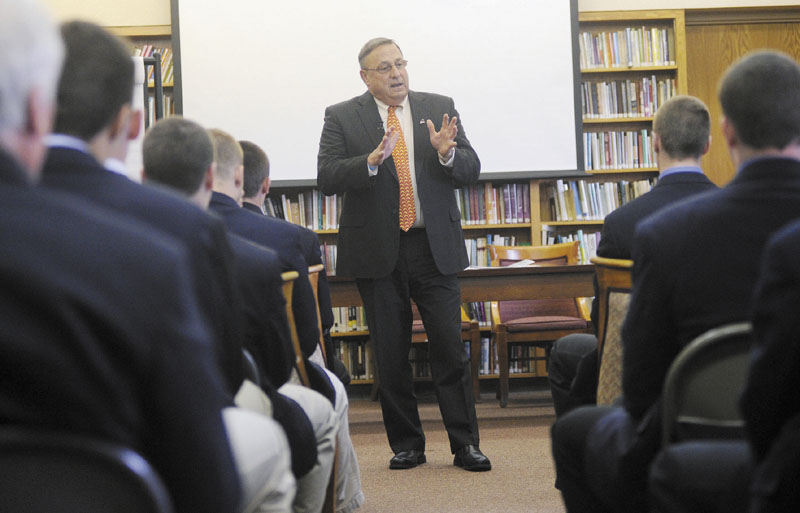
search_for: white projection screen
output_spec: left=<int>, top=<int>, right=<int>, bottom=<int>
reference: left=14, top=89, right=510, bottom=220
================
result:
left=172, top=0, right=582, bottom=184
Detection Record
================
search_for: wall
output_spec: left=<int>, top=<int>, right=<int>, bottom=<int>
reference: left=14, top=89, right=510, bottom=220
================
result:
left=42, top=0, right=798, bottom=26
left=42, top=0, right=170, bottom=26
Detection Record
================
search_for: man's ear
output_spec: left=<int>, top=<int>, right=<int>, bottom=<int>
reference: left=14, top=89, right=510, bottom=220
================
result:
left=207, top=162, right=217, bottom=188
left=25, top=87, right=52, bottom=139
left=127, top=109, right=142, bottom=141
left=653, top=133, right=661, bottom=154
left=261, top=177, right=271, bottom=195
left=721, top=116, right=737, bottom=148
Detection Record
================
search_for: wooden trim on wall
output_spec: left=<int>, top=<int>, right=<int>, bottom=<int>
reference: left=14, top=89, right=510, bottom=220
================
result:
left=686, top=6, right=800, bottom=26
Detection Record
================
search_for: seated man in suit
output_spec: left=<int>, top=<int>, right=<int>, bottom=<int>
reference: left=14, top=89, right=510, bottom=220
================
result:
left=143, top=116, right=338, bottom=513
left=240, top=139, right=350, bottom=384
left=551, top=50, right=800, bottom=513
left=548, top=95, right=718, bottom=417
left=208, top=128, right=364, bottom=513
left=0, top=2, right=249, bottom=512
left=741, top=218, right=800, bottom=513
left=39, top=20, right=295, bottom=512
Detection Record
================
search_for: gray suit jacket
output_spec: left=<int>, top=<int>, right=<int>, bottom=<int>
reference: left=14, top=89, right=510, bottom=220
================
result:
left=317, top=90, right=480, bottom=278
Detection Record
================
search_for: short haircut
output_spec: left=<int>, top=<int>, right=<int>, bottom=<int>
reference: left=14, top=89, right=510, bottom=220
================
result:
left=143, top=117, right=214, bottom=195
left=718, top=50, right=800, bottom=150
left=358, top=38, right=401, bottom=68
left=54, top=21, right=134, bottom=140
left=0, top=0, right=63, bottom=133
left=652, top=95, right=710, bottom=160
left=240, top=140, right=270, bottom=198
left=208, top=128, right=242, bottom=180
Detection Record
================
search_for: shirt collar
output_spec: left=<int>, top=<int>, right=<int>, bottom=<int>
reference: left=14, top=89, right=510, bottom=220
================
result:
left=45, top=133, right=90, bottom=154
left=659, top=165, right=703, bottom=178
left=103, top=158, right=128, bottom=177
left=373, top=95, right=410, bottom=114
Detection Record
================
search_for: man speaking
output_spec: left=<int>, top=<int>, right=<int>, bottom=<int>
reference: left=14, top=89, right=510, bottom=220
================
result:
left=318, top=37, right=490, bottom=471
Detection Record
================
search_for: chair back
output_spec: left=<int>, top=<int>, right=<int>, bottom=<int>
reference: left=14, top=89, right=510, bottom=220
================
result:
left=307, top=263, right=328, bottom=363
left=591, top=256, right=633, bottom=405
left=0, top=427, right=174, bottom=513
left=661, top=322, right=753, bottom=446
left=281, top=270, right=311, bottom=386
left=488, top=241, right=579, bottom=267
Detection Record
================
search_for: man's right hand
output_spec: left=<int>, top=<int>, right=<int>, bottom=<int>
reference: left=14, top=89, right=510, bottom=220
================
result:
left=367, top=126, right=399, bottom=167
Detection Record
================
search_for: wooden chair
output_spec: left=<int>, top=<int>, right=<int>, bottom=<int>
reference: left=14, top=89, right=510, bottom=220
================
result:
left=488, top=241, right=593, bottom=407
left=305, top=265, right=338, bottom=513
left=281, top=270, right=311, bottom=386
left=590, top=256, right=633, bottom=406
left=307, top=263, right=328, bottom=365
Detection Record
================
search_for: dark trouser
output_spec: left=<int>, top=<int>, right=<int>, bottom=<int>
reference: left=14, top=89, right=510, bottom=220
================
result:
left=548, top=334, right=599, bottom=417
left=551, top=405, right=660, bottom=513
left=356, top=228, right=479, bottom=454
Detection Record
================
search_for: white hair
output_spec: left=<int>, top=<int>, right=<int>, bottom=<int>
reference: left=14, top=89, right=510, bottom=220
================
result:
left=0, top=0, right=64, bottom=133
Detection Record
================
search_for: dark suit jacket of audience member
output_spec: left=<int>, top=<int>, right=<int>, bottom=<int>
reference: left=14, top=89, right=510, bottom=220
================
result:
left=40, top=147, right=244, bottom=396
left=242, top=201, right=334, bottom=335
left=622, top=157, right=800, bottom=420
left=597, top=171, right=718, bottom=259
left=210, top=191, right=319, bottom=358
left=0, top=148, right=241, bottom=513
left=229, top=234, right=293, bottom=386
left=228, top=233, right=318, bottom=477
left=742, top=217, right=800, bottom=462
left=588, top=171, right=719, bottom=327
left=210, top=192, right=335, bottom=403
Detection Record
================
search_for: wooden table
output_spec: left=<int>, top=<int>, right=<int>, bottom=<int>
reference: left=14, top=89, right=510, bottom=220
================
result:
left=328, top=264, right=596, bottom=401
left=327, top=264, right=596, bottom=306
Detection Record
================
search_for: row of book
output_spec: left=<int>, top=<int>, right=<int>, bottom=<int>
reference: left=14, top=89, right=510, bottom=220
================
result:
left=581, top=76, right=677, bottom=119
left=584, top=128, right=657, bottom=171
left=333, top=336, right=548, bottom=380
left=145, top=95, right=175, bottom=128
left=542, top=229, right=601, bottom=265
left=544, top=177, right=657, bottom=222
left=132, top=45, right=174, bottom=87
left=465, top=234, right=519, bottom=268
left=464, top=301, right=493, bottom=328
left=456, top=182, right=531, bottom=225
left=266, top=191, right=342, bottom=231
left=579, top=26, right=675, bottom=69
left=319, top=243, right=336, bottom=276
left=331, top=306, right=367, bottom=334
left=333, top=338, right=375, bottom=381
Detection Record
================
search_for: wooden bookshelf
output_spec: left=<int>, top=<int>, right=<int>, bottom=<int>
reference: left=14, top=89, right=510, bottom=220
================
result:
left=578, top=10, right=686, bottom=177
left=107, top=25, right=176, bottom=122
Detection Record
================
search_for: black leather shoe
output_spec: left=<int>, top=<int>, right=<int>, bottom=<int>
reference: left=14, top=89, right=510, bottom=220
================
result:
left=389, top=449, right=426, bottom=469
left=453, top=445, right=491, bottom=471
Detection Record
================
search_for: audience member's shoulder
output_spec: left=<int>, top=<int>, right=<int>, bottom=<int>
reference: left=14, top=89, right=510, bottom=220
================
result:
left=766, top=217, right=800, bottom=255
left=635, top=186, right=720, bottom=237
left=229, top=233, right=282, bottom=273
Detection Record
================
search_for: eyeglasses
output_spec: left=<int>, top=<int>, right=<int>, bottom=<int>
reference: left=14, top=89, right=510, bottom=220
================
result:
left=362, top=60, right=408, bottom=75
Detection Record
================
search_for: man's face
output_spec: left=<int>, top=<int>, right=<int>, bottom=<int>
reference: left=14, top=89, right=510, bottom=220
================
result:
left=360, top=43, right=409, bottom=106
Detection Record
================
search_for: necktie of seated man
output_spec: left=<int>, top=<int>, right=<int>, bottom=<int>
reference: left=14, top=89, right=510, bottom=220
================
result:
left=387, top=106, right=416, bottom=231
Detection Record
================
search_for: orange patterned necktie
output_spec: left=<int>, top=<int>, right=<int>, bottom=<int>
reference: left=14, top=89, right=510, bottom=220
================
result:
left=387, top=106, right=416, bottom=231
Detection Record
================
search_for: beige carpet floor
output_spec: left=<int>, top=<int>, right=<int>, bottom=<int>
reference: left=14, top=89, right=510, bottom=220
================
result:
left=347, top=385, right=566, bottom=513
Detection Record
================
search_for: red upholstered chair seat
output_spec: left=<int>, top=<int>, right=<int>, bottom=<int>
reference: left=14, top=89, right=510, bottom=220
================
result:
left=488, top=242, right=594, bottom=407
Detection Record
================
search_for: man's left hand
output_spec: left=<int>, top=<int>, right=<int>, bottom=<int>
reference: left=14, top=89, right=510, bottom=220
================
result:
left=427, top=114, right=458, bottom=158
